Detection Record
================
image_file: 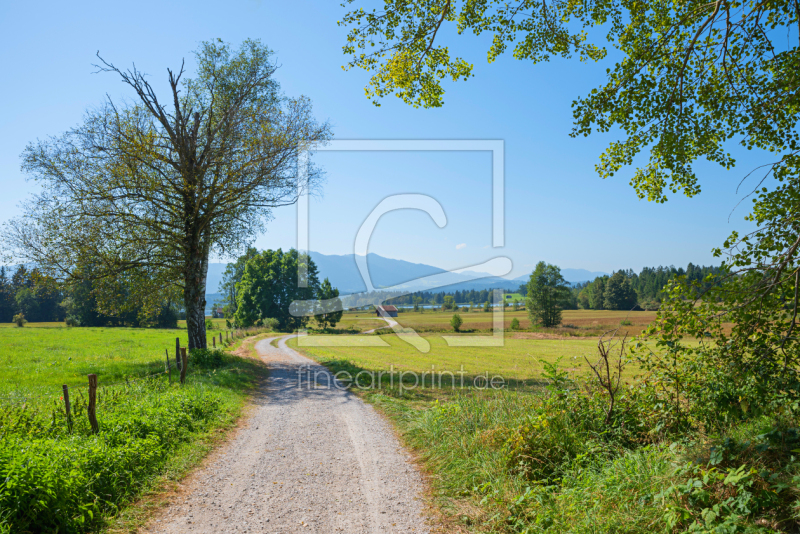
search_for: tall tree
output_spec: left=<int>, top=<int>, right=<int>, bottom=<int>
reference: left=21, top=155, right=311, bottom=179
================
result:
left=4, top=40, right=331, bottom=348
left=589, top=277, right=608, bottom=310
left=218, top=247, right=259, bottom=319
left=603, top=271, right=638, bottom=311
left=234, top=249, right=320, bottom=331
left=526, top=262, right=571, bottom=327
left=316, top=278, right=344, bottom=329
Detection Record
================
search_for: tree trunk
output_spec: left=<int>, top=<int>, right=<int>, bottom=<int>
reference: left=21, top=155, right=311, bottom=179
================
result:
left=184, top=240, right=210, bottom=350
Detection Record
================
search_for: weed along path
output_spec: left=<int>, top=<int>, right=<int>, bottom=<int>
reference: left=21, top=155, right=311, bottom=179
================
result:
left=143, top=335, right=429, bottom=534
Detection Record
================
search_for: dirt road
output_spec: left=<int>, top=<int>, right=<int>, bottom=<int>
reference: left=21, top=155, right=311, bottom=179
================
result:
left=143, top=336, right=429, bottom=534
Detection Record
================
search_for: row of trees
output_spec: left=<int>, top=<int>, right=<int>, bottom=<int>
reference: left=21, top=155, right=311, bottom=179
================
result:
left=575, top=264, right=723, bottom=311
left=0, top=264, right=180, bottom=327
left=525, top=262, right=724, bottom=327
left=0, top=266, right=64, bottom=323
left=384, top=288, right=505, bottom=306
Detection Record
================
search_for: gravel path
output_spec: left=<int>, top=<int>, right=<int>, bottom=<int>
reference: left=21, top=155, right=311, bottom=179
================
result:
left=143, top=335, right=430, bottom=534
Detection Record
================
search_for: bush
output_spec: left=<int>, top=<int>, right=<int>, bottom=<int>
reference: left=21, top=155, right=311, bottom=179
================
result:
left=205, top=318, right=214, bottom=330
left=189, top=347, right=226, bottom=369
left=65, top=316, right=80, bottom=327
left=510, top=317, right=520, bottom=330
left=12, top=314, right=26, bottom=327
left=450, top=313, right=463, bottom=332
left=620, top=319, right=632, bottom=326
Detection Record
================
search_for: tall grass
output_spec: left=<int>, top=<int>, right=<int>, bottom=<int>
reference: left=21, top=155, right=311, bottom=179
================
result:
left=368, top=389, right=673, bottom=533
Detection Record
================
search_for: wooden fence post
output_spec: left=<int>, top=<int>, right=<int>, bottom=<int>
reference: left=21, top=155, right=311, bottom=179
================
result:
left=180, top=348, right=187, bottom=385
left=213, top=336, right=216, bottom=348
left=175, top=337, right=181, bottom=371
left=165, top=349, right=172, bottom=384
left=87, top=374, right=99, bottom=433
left=226, top=331, right=228, bottom=341
left=219, top=333, right=223, bottom=345
left=62, top=384, right=72, bottom=431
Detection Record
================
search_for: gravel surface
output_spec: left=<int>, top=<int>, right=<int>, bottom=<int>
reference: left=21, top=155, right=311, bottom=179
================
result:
left=143, top=335, right=430, bottom=534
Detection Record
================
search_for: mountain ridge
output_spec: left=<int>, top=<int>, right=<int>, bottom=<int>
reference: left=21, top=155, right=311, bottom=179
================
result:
left=206, top=252, right=609, bottom=296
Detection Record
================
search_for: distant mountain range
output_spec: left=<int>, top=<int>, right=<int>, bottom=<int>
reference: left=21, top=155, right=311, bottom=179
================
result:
left=204, top=252, right=609, bottom=297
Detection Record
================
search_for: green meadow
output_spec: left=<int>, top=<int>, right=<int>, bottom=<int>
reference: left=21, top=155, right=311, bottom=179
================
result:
left=0, top=323, right=233, bottom=396
left=287, top=332, right=637, bottom=389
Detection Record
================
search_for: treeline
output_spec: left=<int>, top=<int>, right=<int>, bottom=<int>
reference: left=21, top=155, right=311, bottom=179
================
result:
left=0, top=265, right=179, bottom=327
left=0, top=266, right=64, bottom=323
left=383, top=289, right=505, bottom=307
left=370, top=263, right=722, bottom=311
left=575, top=263, right=723, bottom=310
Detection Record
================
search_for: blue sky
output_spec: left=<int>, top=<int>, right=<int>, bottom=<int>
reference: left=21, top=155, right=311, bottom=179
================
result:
left=0, top=0, right=764, bottom=277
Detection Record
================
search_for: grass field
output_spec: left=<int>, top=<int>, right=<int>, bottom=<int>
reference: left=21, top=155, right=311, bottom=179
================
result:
left=0, top=323, right=237, bottom=397
left=287, top=332, right=637, bottom=392
left=0, top=325, right=266, bottom=533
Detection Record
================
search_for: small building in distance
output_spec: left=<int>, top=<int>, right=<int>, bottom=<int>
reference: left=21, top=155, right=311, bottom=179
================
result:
left=375, top=305, right=398, bottom=318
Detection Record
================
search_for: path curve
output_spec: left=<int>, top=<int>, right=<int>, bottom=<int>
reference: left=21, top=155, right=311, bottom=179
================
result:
left=363, top=314, right=397, bottom=334
left=143, top=335, right=429, bottom=534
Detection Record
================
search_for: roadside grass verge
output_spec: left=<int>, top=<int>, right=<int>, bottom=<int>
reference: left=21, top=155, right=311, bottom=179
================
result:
left=0, top=327, right=267, bottom=533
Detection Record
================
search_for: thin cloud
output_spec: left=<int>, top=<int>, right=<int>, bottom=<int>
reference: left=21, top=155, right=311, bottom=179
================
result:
left=456, top=243, right=467, bottom=250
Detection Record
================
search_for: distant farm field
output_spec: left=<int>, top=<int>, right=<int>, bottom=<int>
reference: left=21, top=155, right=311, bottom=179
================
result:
left=331, top=313, right=388, bottom=332
left=386, top=309, right=659, bottom=337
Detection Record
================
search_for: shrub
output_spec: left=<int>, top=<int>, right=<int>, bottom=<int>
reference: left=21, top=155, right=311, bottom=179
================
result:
left=450, top=313, right=463, bottom=332
left=659, top=424, right=800, bottom=532
left=65, top=316, right=80, bottom=327
left=205, top=318, right=214, bottom=330
left=12, top=314, right=26, bottom=327
left=510, top=317, right=520, bottom=330
left=189, top=347, right=226, bottom=369
left=620, top=319, right=632, bottom=326
left=0, top=381, right=235, bottom=533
